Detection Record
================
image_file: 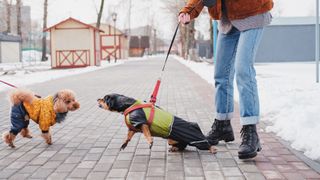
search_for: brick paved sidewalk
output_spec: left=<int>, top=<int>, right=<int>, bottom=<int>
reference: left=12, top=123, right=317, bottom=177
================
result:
left=0, top=56, right=319, bottom=180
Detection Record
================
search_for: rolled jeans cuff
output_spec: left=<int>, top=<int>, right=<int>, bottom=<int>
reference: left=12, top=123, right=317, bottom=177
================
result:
left=215, top=112, right=233, bottom=120
left=240, top=116, right=260, bottom=125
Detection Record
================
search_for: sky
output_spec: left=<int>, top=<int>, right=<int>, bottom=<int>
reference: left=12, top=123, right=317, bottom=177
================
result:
left=19, top=0, right=317, bottom=40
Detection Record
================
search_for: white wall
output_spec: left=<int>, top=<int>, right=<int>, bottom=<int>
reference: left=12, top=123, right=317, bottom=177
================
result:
left=0, top=41, right=21, bottom=63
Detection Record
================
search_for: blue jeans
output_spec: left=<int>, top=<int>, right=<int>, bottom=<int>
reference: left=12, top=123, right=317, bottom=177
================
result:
left=214, top=27, right=264, bottom=125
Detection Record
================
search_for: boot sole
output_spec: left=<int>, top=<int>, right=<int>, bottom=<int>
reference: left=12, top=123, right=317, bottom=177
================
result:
left=238, top=146, right=262, bottom=159
left=210, top=134, right=235, bottom=145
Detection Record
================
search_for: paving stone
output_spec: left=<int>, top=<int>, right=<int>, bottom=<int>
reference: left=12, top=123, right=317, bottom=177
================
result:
left=30, top=168, right=54, bottom=178
left=65, top=156, right=83, bottom=164
left=202, top=162, right=220, bottom=171
left=130, top=163, right=148, bottom=172
left=8, top=173, right=30, bottom=180
left=68, top=168, right=91, bottom=178
left=28, top=157, right=49, bottom=165
left=166, top=171, right=184, bottom=180
left=112, top=160, right=131, bottom=169
left=47, top=172, right=69, bottom=180
left=107, top=168, right=128, bottom=178
left=262, top=170, right=285, bottom=179
left=238, top=164, right=260, bottom=173
left=55, top=163, right=77, bottom=172
left=204, top=171, right=224, bottom=180
left=225, top=177, right=245, bottom=180
left=222, top=167, right=242, bottom=177
left=18, top=166, right=40, bottom=174
left=7, top=161, right=28, bottom=169
left=243, top=173, right=266, bottom=180
left=117, top=153, right=134, bottom=161
left=84, top=154, right=102, bottom=161
left=147, top=167, right=165, bottom=177
left=0, top=169, right=17, bottom=178
left=167, top=162, right=183, bottom=171
left=93, top=163, right=112, bottom=172
left=184, top=167, right=204, bottom=177
left=87, top=171, right=108, bottom=180
left=218, top=158, right=237, bottom=167
left=282, top=172, right=305, bottom=180
left=185, top=177, right=205, bottom=180
left=127, top=171, right=146, bottom=180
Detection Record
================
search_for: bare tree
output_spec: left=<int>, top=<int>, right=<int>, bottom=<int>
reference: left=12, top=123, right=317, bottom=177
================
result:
left=41, top=0, right=48, bottom=61
left=163, top=0, right=198, bottom=60
left=4, top=0, right=13, bottom=33
left=163, top=0, right=186, bottom=58
left=96, top=0, right=105, bottom=29
left=16, top=0, right=22, bottom=36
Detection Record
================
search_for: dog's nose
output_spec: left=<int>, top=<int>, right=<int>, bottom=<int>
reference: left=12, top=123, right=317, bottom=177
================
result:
left=73, top=102, right=80, bottom=110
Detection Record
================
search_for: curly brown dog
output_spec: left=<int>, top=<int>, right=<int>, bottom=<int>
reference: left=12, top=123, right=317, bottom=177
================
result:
left=2, top=88, right=80, bottom=148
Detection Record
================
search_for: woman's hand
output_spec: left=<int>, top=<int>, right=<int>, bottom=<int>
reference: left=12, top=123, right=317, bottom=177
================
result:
left=178, top=13, right=191, bottom=24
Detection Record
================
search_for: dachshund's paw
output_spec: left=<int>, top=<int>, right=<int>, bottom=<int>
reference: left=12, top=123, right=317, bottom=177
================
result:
left=209, top=146, right=217, bottom=154
left=120, top=142, right=128, bottom=150
left=169, top=146, right=180, bottom=152
left=149, top=141, right=153, bottom=149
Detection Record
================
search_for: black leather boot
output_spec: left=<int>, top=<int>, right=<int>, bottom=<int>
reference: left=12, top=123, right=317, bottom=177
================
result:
left=238, top=125, right=262, bottom=159
left=206, top=119, right=235, bottom=145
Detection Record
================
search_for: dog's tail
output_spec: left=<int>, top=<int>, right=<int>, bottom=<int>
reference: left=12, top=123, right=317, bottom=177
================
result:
left=9, top=88, right=35, bottom=105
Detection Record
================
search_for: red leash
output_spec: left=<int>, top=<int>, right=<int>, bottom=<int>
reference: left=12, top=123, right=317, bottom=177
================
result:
left=0, top=79, right=18, bottom=88
left=0, top=79, right=41, bottom=98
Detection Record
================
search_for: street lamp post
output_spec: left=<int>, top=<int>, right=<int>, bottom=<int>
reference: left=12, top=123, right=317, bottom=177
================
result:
left=112, top=12, right=117, bottom=62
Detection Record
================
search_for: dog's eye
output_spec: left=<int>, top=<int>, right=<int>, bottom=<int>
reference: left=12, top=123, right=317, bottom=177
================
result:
left=65, top=100, right=71, bottom=104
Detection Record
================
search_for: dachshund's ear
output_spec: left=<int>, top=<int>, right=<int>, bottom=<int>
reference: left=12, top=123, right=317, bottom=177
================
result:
left=54, top=99, right=68, bottom=113
left=104, top=95, right=114, bottom=108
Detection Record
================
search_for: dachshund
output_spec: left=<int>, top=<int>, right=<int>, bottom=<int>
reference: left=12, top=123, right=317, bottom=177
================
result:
left=97, top=93, right=217, bottom=154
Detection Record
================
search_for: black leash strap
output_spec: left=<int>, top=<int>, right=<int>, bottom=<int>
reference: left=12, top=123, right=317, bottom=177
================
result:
left=160, top=0, right=203, bottom=72
left=161, top=22, right=180, bottom=72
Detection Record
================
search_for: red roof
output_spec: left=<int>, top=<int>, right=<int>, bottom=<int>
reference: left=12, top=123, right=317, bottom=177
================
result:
left=44, top=17, right=104, bottom=32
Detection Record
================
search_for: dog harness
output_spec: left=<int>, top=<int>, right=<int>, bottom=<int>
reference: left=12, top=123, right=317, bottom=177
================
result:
left=123, top=101, right=173, bottom=137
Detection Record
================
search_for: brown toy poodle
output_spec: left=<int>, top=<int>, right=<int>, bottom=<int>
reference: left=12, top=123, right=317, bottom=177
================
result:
left=2, top=88, right=80, bottom=148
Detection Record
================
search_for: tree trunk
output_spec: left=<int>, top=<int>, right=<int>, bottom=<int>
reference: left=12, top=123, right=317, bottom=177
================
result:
left=209, top=19, right=213, bottom=59
left=96, top=0, right=105, bottom=29
left=16, top=0, right=22, bottom=36
left=5, top=0, right=12, bottom=33
left=41, top=0, right=48, bottom=61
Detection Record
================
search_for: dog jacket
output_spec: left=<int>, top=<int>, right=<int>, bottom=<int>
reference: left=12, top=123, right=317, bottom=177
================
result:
left=23, top=96, right=56, bottom=132
left=123, top=100, right=212, bottom=150
left=124, top=100, right=174, bottom=137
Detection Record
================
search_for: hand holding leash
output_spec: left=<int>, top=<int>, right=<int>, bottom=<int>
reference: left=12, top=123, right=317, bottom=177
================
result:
left=178, top=13, right=191, bottom=24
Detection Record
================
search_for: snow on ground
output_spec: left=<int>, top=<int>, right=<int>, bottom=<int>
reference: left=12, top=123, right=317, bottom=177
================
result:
left=175, top=55, right=320, bottom=160
left=0, top=60, right=123, bottom=93
left=22, top=50, right=48, bottom=62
